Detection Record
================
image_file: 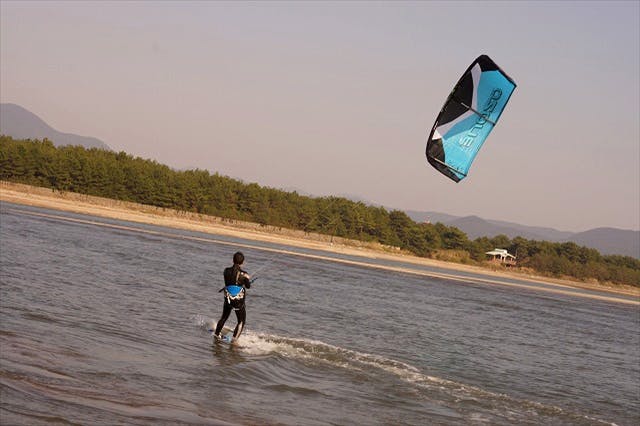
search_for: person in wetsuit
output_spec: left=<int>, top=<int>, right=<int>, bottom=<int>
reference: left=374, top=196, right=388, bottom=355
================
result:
left=214, top=251, right=251, bottom=341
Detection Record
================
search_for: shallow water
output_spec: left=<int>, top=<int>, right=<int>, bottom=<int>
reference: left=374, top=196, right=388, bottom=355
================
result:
left=1, top=202, right=638, bottom=425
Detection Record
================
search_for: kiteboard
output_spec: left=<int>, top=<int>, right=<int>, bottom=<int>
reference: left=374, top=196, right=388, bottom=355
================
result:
left=209, top=324, right=235, bottom=344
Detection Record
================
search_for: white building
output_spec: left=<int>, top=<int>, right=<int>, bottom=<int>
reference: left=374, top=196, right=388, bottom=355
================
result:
left=485, top=248, right=516, bottom=264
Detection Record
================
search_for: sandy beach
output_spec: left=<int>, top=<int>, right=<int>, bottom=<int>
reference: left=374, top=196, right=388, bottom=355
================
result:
left=1, top=181, right=638, bottom=300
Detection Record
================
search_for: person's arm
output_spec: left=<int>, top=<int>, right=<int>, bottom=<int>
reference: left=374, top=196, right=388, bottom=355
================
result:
left=239, top=269, right=251, bottom=288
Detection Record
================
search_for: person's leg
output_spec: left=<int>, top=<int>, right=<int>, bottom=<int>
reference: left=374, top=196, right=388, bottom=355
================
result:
left=233, top=305, right=246, bottom=339
left=214, top=301, right=232, bottom=336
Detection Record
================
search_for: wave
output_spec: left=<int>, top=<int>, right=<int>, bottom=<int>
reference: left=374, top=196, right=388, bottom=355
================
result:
left=191, top=314, right=615, bottom=425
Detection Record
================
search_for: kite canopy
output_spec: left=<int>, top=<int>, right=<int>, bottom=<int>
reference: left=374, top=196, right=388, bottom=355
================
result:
left=426, top=55, right=516, bottom=182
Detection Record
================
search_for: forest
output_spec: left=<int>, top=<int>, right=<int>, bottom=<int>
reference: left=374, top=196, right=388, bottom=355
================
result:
left=1, top=135, right=638, bottom=287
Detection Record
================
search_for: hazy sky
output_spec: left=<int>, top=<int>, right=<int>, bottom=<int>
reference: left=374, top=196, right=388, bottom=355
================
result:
left=1, top=1, right=638, bottom=232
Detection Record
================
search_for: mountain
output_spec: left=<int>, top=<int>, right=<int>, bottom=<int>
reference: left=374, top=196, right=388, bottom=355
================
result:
left=405, top=210, right=460, bottom=224
left=0, top=103, right=111, bottom=150
left=446, top=216, right=574, bottom=242
left=569, top=228, right=640, bottom=259
left=405, top=211, right=639, bottom=259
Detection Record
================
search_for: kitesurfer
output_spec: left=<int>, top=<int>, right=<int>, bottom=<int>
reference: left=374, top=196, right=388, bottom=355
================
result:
left=214, top=251, right=251, bottom=341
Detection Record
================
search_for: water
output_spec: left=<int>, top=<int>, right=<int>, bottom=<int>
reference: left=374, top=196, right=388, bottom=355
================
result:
left=1, top=202, right=638, bottom=425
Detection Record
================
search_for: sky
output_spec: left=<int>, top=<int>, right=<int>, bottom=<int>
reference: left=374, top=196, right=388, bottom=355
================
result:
left=1, top=1, right=638, bottom=232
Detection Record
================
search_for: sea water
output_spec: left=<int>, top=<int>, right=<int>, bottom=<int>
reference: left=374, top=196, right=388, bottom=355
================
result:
left=1, top=202, right=638, bottom=425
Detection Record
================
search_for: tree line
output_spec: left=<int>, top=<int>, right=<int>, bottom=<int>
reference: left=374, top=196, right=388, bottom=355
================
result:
left=1, top=135, right=638, bottom=287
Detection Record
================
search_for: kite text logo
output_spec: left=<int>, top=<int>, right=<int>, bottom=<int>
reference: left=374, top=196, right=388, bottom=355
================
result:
left=459, top=88, right=502, bottom=149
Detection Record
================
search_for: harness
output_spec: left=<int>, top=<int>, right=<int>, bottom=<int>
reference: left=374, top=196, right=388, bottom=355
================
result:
left=218, top=267, right=247, bottom=311
left=224, top=285, right=246, bottom=310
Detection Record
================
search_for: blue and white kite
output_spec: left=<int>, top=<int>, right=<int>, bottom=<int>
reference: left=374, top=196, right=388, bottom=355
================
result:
left=426, top=55, right=516, bottom=182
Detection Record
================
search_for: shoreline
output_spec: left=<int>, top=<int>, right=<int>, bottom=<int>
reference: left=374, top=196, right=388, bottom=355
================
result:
left=1, top=181, right=638, bottom=300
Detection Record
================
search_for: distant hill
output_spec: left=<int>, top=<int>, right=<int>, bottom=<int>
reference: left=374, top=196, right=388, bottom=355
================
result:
left=446, top=215, right=574, bottom=242
left=405, top=210, right=459, bottom=224
left=0, top=103, right=111, bottom=150
left=406, top=211, right=639, bottom=259
left=569, top=228, right=640, bottom=259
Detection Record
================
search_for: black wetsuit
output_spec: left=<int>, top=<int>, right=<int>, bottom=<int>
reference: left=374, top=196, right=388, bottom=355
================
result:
left=214, top=265, right=251, bottom=339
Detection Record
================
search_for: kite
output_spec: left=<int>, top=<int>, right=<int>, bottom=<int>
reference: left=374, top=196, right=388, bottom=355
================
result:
left=426, top=55, right=516, bottom=182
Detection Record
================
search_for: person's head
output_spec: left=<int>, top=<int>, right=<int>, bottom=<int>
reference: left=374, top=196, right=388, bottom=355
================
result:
left=233, top=251, right=245, bottom=265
